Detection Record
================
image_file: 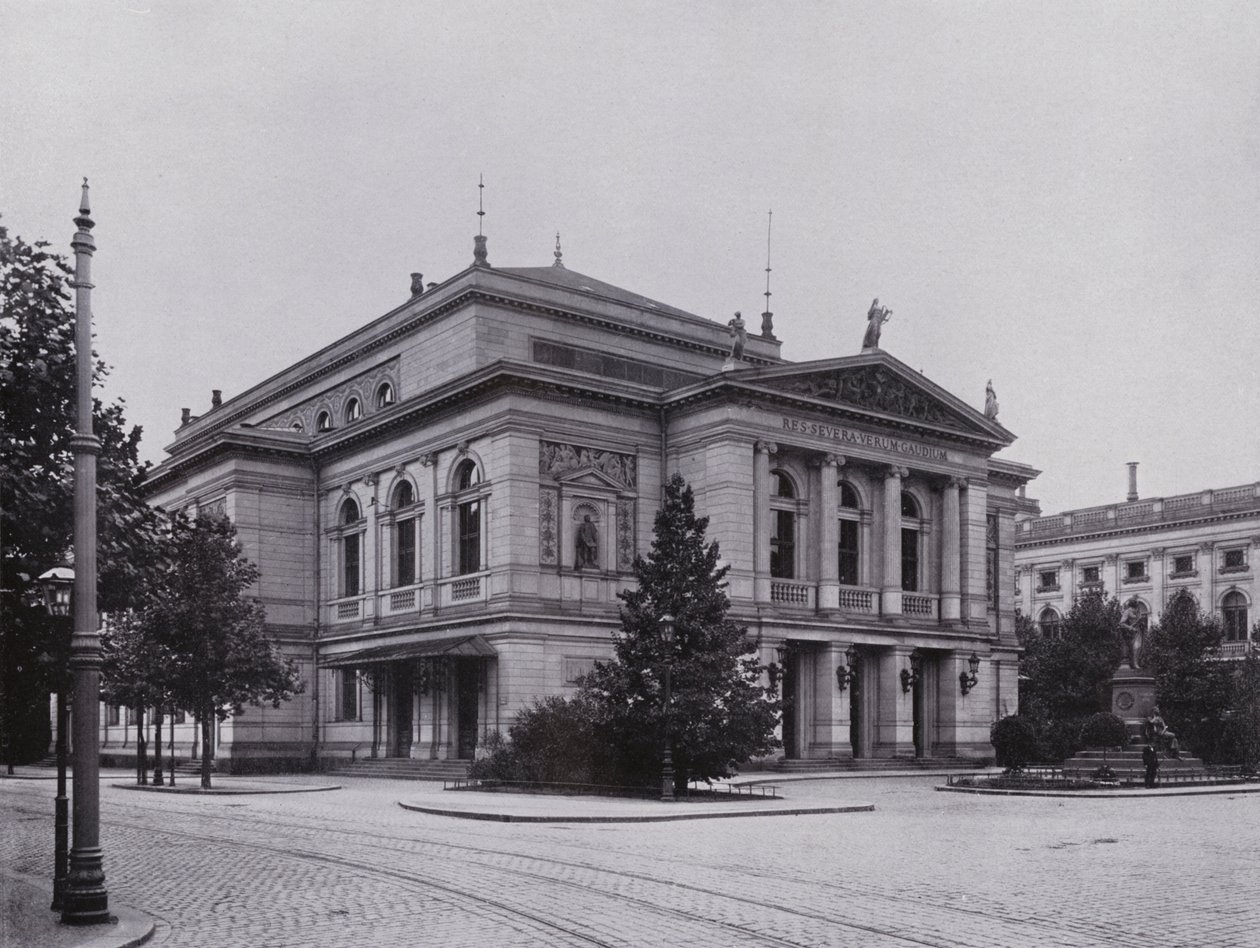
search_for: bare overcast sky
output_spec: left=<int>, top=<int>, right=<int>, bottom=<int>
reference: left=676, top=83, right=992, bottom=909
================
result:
left=3, top=1, right=1258, bottom=514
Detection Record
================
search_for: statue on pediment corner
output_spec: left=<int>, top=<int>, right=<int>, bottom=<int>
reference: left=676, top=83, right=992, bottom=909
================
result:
left=861, top=298, right=892, bottom=350
left=726, top=311, right=747, bottom=361
left=985, top=379, right=999, bottom=420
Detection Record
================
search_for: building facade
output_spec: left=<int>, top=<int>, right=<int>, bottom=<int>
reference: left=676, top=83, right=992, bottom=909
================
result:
left=1014, top=472, right=1259, bottom=657
left=140, top=238, right=1037, bottom=772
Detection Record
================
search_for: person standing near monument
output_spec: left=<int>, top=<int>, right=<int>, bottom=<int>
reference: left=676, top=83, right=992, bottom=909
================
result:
left=1142, top=742, right=1160, bottom=788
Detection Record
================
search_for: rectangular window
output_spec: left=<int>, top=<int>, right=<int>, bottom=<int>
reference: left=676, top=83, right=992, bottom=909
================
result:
left=1082, top=565, right=1101, bottom=584
left=395, top=517, right=416, bottom=587
left=838, top=519, right=859, bottom=586
left=458, top=500, right=481, bottom=575
left=771, top=510, right=796, bottom=579
left=901, top=527, right=919, bottom=592
left=1038, top=570, right=1059, bottom=591
left=1172, top=554, right=1194, bottom=575
left=1223, top=549, right=1246, bottom=571
left=338, top=669, right=358, bottom=721
left=1125, top=560, right=1147, bottom=581
left=342, top=533, right=361, bottom=597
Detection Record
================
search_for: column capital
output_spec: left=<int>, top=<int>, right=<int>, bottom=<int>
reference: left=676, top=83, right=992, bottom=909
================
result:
left=945, top=475, right=968, bottom=491
left=418, top=453, right=438, bottom=467
left=814, top=452, right=846, bottom=469
left=755, top=440, right=778, bottom=455
left=1060, top=558, right=1075, bottom=569
left=1150, top=547, right=1165, bottom=557
left=885, top=464, right=909, bottom=480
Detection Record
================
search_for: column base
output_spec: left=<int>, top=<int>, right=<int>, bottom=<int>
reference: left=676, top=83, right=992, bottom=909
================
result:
left=61, top=848, right=109, bottom=925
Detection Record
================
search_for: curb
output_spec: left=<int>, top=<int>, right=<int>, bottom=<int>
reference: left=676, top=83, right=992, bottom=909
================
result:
left=111, top=783, right=342, bottom=796
left=935, top=783, right=1260, bottom=799
left=397, top=801, right=874, bottom=823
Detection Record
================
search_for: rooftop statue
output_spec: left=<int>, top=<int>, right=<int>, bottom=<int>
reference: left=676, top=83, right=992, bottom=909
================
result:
left=985, top=379, right=999, bottom=420
left=727, top=311, right=747, bottom=361
left=861, top=298, right=892, bottom=350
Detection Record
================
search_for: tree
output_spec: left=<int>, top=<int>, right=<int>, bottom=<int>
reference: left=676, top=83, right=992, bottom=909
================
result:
left=1145, top=589, right=1235, bottom=762
left=1080, top=711, right=1129, bottom=776
left=583, top=474, right=780, bottom=790
left=145, top=513, right=303, bottom=788
left=1, top=219, right=163, bottom=767
left=1227, top=645, right=1260, bottom=773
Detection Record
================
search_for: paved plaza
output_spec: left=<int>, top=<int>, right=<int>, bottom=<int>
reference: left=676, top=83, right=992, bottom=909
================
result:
left=2, top=771, right=1258, bottom=947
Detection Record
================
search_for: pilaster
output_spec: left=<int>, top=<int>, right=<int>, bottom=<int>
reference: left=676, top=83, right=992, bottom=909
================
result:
left=875, top=646, right=915, bottom=757
left=753, top=441, right=775, bottom=603
left=940, top=477, right=963, bottom=622
left=881, top=466, right=907, bottom=615
left=811, top=643, right=852, bottom=758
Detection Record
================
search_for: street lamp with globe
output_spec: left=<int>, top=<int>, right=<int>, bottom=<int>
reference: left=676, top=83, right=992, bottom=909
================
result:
left=38, top=566, right=73, bottom=911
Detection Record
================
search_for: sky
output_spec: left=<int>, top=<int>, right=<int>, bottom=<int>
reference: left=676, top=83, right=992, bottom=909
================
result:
left=3, top=1, right=1258, bottom=515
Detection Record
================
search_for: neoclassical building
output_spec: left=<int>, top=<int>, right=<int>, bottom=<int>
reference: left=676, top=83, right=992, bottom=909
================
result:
left=1014, top=466, right=1259, bottom=657
left=139, top=234, right=1037, bottom=772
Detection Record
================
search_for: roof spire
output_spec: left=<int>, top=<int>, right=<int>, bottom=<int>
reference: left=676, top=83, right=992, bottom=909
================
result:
left=472, top=174, right=490, bottom=268
left=75, top=177, right=94, bottom=232
left=760, top=209, right=775, bottom=339
left=553, top=231, right=565, bottom=268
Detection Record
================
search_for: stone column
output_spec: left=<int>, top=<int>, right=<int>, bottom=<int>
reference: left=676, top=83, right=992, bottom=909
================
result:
left=753, top=441, right=776, bottom=603
left=812, top=642, right=853, bottom=758
left=875, top=645, right=916, bottom=757
left=940, top=477, right=964, bottom=622
left=881, top=466, right=908, bottom=616
left=1150, top=547, right=1166, bottom=622
left=419, top=454, right=438, bottom=609
left=817, top=454, right=844, bottom=610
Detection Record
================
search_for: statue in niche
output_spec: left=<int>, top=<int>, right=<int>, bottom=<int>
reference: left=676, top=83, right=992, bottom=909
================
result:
left=861, top=298, right=893, bottom=350
left=575, top=514, right=599, bottom=569
left=727, top=311, right=747, bottom=360
left=984, top=379, right=999, bottom=420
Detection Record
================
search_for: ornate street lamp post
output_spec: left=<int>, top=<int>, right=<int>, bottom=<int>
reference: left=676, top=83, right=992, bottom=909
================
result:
left=63, top=180, right=109, bottom=925
left=38, top=566, right=73, bottom=911
left=659, top=614, right=675, bottom=802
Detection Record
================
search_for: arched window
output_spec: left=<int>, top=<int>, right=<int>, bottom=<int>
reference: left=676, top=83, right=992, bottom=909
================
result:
left=1038, top=606, right=1062, bottom=638
left=316, top=411, right=332, bottom=432
left=900, top=491, right=921, bottom=592
left=838, top=480, right=860, bottom=586
left=290, top=420, right=304, bottom=432
left=392, top=480, right=418, bottom=588
left=770, top=470, right=797, bottom=579
left=392, top=481, right=414, bottom=509
left=454, top=460, right=482, bottom=575
left=338, top=498, right=362, bottom=597
left=1223, top=591, right=1248, bottom=642
left=344, top=397, right=362, bottom=422
left=376, top=382, right=395, bottom=408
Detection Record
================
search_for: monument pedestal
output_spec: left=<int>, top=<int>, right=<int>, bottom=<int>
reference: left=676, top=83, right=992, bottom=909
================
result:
left=1110, top=668, right=1156, bottom=739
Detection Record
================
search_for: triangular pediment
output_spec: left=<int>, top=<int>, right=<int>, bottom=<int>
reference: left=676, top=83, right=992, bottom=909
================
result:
left=719, top=352, right=1012, bottom=442
left=553, top=466, right=625, bottom=490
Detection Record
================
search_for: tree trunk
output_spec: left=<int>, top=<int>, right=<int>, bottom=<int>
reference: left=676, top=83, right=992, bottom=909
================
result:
left=136, top=704, right=147, bottom=785
left=200, top=707, right=214, bottom=789
left=151, top=706, right=164, bottom=786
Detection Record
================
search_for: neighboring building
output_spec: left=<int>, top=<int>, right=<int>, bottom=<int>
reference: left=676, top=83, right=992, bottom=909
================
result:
left=134, top=233, right=1037, bottom=772
left=1014, top=466, right=1259, bottom=657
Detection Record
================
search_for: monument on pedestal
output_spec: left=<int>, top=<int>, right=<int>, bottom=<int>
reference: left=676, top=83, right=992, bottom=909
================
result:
left=1109, top=598, right=1154, bottom=737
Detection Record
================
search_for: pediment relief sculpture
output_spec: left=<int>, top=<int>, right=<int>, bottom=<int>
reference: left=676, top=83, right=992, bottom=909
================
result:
left=770, top=365, right=961, bottom=430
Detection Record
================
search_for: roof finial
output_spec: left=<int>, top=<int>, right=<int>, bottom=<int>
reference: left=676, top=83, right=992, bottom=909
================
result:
left=760, top=209, right=775, bottom=339
left=472, top=174, right=490, bottom=268
left=553, top=231, right=565, bottom=268
left=75, top=177, right=94, bottom=232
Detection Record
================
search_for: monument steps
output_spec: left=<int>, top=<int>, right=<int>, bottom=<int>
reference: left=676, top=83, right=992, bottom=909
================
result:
left=775, top=756, right=987, bottom=773
left=332, top=757, right=471, bottom=780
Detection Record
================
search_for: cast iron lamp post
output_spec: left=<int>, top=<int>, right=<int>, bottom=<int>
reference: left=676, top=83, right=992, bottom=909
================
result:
left=659, top=614, right=675, bottom=802
left=38, top=566, right=73, bottom=911
left=63, top=180, right=110, bottom=925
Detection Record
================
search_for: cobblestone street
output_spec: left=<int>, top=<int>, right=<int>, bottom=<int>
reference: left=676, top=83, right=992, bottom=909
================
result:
left=3, top=773, right=1258, bottom=947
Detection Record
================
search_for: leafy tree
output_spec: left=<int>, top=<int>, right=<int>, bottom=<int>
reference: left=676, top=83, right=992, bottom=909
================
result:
left=0, top=219, right=163, bottom=767
left=990, top=714, right=1038, bottom=772
left=1226, top=644, right=1260, bottom=773
left=102, top=603, right=178, bottom=784
left=583, top=474, right=780, bottom=790
left=144, top=513, right=303, bottom=788
left=1145, top=589, right=1235, bottom=762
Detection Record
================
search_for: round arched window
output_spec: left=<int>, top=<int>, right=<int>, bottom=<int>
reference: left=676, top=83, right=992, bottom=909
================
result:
left=900, top=493, right=920, bottom=519
left=345, top=398, right=362, bottom=422
left=1038, top=607, right=1062, bottom=638
left=455, top=459, right=481, bottom=491
left=316, top=411, right=332, bottom=432
left=290, top=420, right=304, bottom=432
left=376, top=382, right=395, bottom=409
left=392, top=481, right=414, bottom=508
left=839, top=482, right=859, bottom=509
left=339, top=497, right=361, bottom=525
left=771, top=471, right=796, bottom=499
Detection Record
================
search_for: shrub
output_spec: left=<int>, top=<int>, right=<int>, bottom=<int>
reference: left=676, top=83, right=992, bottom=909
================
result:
left=1036, top=715, right=1087, bottom=762
left=471, top=695, right=613, bottom=786
left=1080, top=712, right=1129, bottom=749
left=990, top=715, right=1038, bottom=772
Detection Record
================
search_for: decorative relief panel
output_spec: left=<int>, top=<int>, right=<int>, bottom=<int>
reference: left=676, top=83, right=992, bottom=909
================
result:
left=539, top=486, right=559, bottom=566
left=539, top=441, right=637, bottom=490
left=200, top=497, right=228, bottom=520
left=771, top=365, right=961, bottom=429
left=258, top=359, right=399, bottom=433
left=616, top=499, right=636, bottom=572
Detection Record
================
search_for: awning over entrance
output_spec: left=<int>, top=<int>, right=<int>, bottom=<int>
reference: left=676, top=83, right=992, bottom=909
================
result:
left=319, top=634, right=496, bottom=668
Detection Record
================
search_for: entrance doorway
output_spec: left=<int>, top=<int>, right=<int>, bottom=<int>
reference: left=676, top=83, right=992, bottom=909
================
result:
left=456, top=661, right=481, bottom=760
left=390, top=664, right=412, bottom=758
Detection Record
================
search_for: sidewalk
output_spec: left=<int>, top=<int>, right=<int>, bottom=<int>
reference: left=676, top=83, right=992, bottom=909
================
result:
left=0, top=873, right=153, bottom=948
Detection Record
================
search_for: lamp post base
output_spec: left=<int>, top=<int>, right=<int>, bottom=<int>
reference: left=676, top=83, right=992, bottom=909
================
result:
left=61, top=848, right=109, bottom=925
left=660, top=748, right=675, bottom=802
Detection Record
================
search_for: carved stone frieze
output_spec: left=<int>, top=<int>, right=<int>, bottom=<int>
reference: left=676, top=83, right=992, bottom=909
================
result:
left=538, top=486, right=559, bottom=566
left=772, top=365, right=962, bottom=429
left=539, top=441, right=637, bottom=490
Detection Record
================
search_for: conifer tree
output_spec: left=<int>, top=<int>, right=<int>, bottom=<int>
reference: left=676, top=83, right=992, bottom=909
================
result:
left=584, top=474, right=779, bottom=789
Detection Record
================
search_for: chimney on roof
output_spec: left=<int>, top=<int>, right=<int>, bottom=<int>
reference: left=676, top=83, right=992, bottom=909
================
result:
left=1126, top=461, right=1139, bottom=502
left=410, top=273, right=424, bottom=298
left=211, top=389, right=222, bottom=409
left=181, top=408, right=191, bottom=426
